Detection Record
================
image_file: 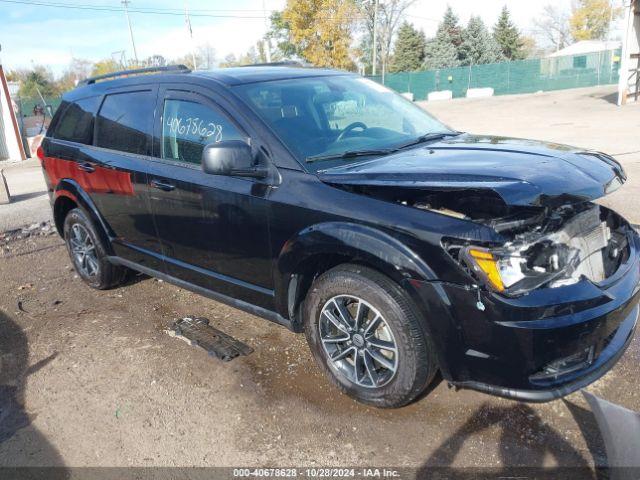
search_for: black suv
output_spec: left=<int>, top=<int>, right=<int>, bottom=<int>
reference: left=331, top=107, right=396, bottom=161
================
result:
left=39, top=65, right=638, bottom=408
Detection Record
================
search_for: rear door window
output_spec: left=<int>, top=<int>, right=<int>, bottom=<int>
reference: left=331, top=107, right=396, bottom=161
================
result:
left=96, top=90, right=155, bottom=155
left=54, top=97, right=101, bottom=145
left=161, top=97, right=246, bottom=165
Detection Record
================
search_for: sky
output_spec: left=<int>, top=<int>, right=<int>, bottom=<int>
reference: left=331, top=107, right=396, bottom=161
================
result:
left=0, top=0, right=619, bottom=76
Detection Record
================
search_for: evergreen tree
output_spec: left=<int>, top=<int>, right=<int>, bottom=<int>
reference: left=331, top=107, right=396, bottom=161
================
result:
left=493, top=6, right=525, bottom=60
left=440, top=6, right=463, bottom=49
left=459, top=16, right=504, bottom=66
left=422, top=6, right=462, bottom=69
left=390, top=22, right=427, bottom=72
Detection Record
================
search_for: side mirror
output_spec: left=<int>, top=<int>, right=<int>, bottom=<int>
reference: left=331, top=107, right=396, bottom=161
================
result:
left=202, top=140, right=268, bottom=179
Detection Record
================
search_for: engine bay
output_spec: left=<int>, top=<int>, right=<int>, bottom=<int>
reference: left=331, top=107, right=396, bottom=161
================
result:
left=344, top=184, right=632, bottom=295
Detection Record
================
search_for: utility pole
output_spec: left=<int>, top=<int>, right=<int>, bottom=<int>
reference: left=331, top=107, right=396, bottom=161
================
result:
left=372, top=0, right=379, bottom=75
left=184, top=0, right=198, bottom=70
left=607, top=0, right=615, bottom=41
left=263, top=0, right=271, bottom=63
left=122, top=0, right=139, bottom=65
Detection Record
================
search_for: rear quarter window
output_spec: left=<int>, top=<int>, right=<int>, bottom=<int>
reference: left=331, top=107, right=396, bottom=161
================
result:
left=96, top=90, right=155, bottom=156
left=53, top=97, right=101, bottom=145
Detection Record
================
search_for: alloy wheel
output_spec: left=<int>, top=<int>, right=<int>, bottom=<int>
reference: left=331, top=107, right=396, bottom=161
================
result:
left=319, top=295, right=398, bottom=388
left=69, top=223, right=99, bottom=277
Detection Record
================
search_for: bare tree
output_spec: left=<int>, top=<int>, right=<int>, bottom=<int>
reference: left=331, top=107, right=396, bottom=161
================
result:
left=358, top=0, right=417, bottom=76
left=57, top=58, right=93, bottom=92
left=197, top=43, right=217, bottom=69
left=533, top=4, right=571, bottom=51
left=145, top=55, right=167, bottom=67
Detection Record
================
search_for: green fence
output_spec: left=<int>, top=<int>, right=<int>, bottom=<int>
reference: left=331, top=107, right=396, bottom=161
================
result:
left=16, top=96, right=63, bottom=118
left=14, top=96, right=62, bottom=137
left=369, top=49, right=621, bottom=100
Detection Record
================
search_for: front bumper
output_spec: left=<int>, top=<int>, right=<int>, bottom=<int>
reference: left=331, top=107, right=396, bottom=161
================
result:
left=453, top=303, right=637, bottom=402
left=407, top=229, right=640, bottom=402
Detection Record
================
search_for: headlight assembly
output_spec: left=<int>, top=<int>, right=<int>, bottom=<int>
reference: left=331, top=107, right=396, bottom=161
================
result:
left=461, top=242, right=581, bottom=295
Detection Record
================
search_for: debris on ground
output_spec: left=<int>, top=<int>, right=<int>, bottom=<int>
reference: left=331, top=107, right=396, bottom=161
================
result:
left=0, top=221, right=56, bottom=246
left=166, top=316, right=254, bottom=362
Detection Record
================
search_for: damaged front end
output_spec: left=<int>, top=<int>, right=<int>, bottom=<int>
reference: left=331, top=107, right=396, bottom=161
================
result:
left=318, top=140, right=638, bottom=400
left=316, top=139, right=634, bottom=298
left=446, top=202, right=632, bottom=297
left=344, top=184, right=639, bottom=400
left=328, top=178, right=634, bottom=298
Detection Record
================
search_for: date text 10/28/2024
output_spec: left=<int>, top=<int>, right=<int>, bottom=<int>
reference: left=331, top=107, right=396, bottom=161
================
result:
left=233, top=468, right=401, bottom=478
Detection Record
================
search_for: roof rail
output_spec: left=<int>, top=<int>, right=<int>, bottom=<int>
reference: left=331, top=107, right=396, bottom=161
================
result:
left=240, top=60, right=307, bottom=68
left=79, top=64, right=191, bottom=86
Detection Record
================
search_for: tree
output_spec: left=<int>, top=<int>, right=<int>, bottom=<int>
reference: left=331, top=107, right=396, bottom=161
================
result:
left=493, top=6, right=525, bottom=60
left=57, top=58, right=93, bottom=92
left=91, top=59, right=121, bottom=77
left=520, top=36, right=542, bottom=59
left=390, top=22, right=426, bottom=72
left=239, top=46, right=262, bottom=65
left=219, top=53, right=241, bottom=68
left=266, top=11, right=299, bottom=59
left=570, top=0, right=619, bottom=41
left=17, top=65, right=57, bottom=98
left=533, top=4, right=571, bottom=51
left=196, top=44, right=217, bottom=69
left=439, top=6, right=463, bottom=50
left=458, top=16, right=504, bottom=66
left=282, top=0, right=358, bottom=70
left=422, top=6, right=463, bottom=69
left=144, top=55, right=167, bottom=67
left=357, top=0, right=417, bottom=75
left=256, top=40, right=269, bottom=63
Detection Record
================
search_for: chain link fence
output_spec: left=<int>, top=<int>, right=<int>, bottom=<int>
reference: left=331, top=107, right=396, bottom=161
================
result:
left=369, top=49, right=622, bottom=101
left=14, top=96, right=62, bottom=137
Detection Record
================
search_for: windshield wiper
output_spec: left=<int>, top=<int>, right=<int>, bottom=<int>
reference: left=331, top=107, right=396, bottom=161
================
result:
left=305, top=131, right=463, bottom=163
left=393, top=130, right=463, bottom=151
left=306, top=148, right=393, bottom=163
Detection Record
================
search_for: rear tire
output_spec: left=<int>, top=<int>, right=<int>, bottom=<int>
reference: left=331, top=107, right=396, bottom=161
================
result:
left=303, top=264, right=438, bottom=408
left=63, top=208, right=126, bottom=290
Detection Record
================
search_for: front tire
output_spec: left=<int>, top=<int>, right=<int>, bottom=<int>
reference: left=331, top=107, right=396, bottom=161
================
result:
left=63, top=208, right=126, bottom=290
left=303, top=264, right=438, bottom=408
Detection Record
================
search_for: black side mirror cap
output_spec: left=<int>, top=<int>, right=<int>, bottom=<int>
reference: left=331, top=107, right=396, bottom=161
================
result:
left=202, top=140, right=253, bottom=176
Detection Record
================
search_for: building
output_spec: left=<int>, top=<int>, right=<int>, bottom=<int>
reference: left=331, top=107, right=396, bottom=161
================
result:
left=548, top=40, right=622, bottom=58
left=0, top=63, right=26, bottom=161
left=618, top=0, right=640, bottom=104
left=542, top=40, right=621, bottom=81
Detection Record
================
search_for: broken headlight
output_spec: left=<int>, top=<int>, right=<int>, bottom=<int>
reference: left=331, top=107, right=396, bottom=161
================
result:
left=462, top=241, right=580, bottom=295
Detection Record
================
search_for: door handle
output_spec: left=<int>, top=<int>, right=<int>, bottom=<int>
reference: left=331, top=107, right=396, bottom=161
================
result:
left=150, top=179, right=176, bottom=192
left=77, top=162, right=95, bottom=173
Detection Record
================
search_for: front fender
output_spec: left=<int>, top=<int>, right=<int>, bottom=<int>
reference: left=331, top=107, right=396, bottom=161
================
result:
left=53, top=179, right=114, bottom=254
left=274, top=221, right=440, bottom=316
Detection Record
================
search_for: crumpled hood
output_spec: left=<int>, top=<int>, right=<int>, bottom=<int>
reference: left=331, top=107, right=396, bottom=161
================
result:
left=317, top=134, right=626, bottom=207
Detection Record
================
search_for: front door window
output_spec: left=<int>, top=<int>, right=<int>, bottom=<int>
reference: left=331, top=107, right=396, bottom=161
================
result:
left=161, top=99, right=246, bottom=165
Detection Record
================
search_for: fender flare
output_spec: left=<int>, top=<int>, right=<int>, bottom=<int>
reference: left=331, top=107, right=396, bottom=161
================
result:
left=275, top=221, right=440, bottom=318
left=53, top=179, right=114, bottom=255
left=275, top=221, right=457, bottom=375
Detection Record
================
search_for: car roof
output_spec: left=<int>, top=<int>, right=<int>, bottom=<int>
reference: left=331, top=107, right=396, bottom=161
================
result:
left=64, top=66, right=353, bottom=101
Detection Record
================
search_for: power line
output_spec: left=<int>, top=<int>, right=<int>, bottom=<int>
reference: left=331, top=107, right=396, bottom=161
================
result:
left=0, top=0, right=374, bottom=20
left=0, top=0, right=269, bottom=17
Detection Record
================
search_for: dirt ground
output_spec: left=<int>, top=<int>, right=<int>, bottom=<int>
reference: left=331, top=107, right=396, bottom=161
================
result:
left=0, top=85, right=639, bottom=472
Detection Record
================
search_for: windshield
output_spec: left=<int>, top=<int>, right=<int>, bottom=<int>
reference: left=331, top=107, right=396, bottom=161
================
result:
left=234, top=75, right=452, bottom=168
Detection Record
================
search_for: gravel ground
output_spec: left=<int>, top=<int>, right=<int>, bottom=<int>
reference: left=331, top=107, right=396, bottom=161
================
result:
left=0, top=85, right=639, bottom=473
